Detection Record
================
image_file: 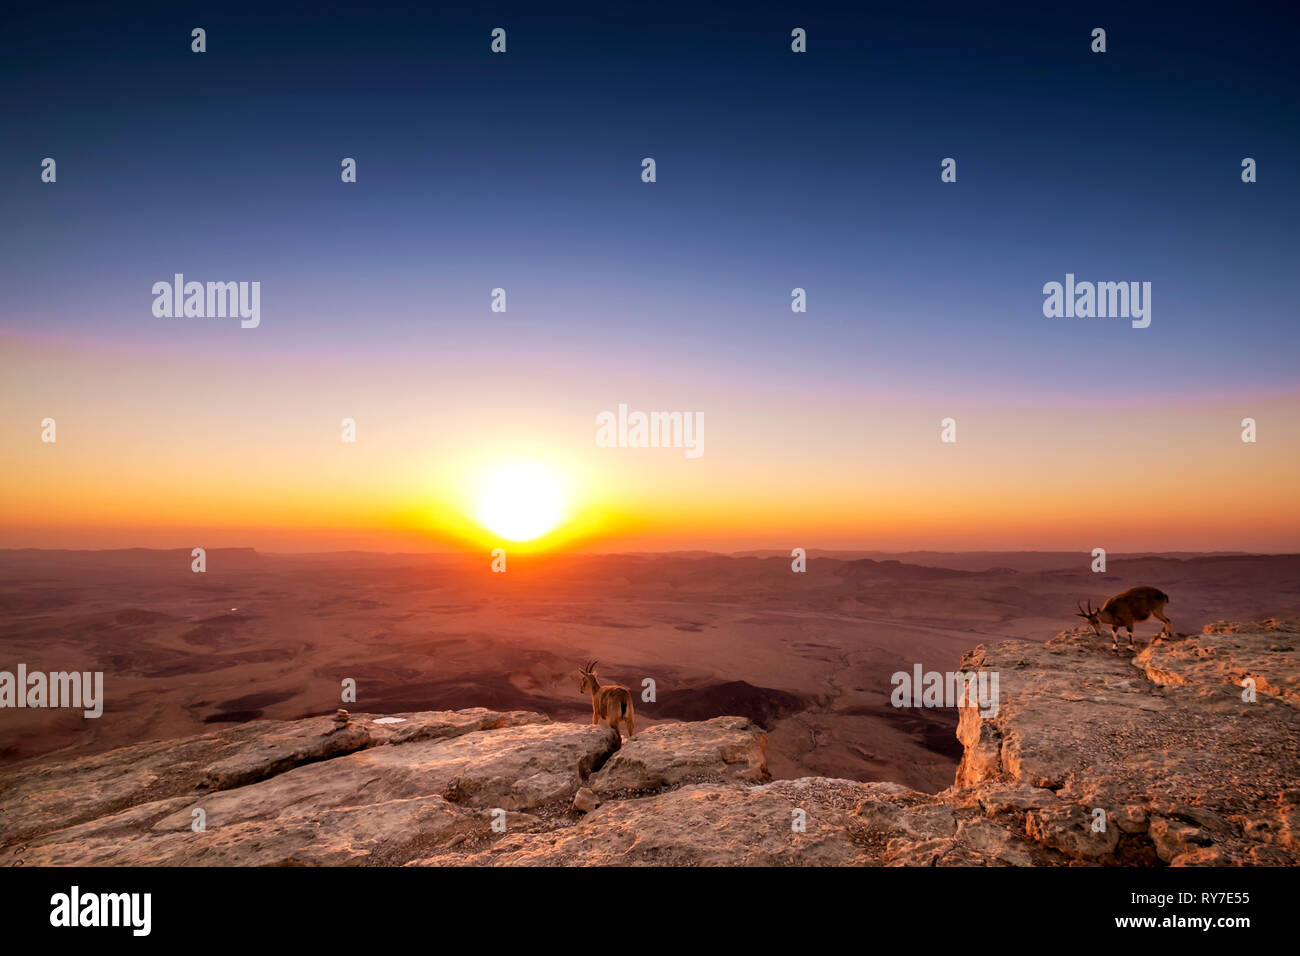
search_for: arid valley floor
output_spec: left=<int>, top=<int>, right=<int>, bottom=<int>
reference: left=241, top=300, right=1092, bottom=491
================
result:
left=3, top=549, right=1297, bottom=795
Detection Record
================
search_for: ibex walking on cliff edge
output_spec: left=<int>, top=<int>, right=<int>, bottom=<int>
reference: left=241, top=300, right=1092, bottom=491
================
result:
left=577, top=660, right=635, bottom=743
left=1077, top=586, right=1173, bottom=650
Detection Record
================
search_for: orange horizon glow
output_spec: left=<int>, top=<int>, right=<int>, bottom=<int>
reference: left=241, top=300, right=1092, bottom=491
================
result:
left=3, top=333, right=1299, bottom=555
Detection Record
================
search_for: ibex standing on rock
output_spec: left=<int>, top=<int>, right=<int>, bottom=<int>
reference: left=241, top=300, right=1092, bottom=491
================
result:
left=1077, top=586, right=1173, bottom=650
left=578, top=660, right=635, bottom=743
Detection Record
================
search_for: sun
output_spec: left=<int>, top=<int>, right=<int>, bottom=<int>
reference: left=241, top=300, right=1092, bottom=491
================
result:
left=475, top=460, right=568, bottom=542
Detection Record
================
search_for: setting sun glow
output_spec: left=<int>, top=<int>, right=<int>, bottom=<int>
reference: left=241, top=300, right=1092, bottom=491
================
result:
left=474, top=461, right=568, bottom=542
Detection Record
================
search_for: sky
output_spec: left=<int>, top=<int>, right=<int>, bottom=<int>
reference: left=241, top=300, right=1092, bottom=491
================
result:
left=2, top=1, right=1298, bottom=553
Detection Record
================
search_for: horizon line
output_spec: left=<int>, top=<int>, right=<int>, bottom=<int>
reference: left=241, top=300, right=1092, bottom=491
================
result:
left=0, top=546, right=1285, bottom=558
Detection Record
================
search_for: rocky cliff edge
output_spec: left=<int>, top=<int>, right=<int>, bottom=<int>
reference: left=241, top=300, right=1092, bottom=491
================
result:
left=2, top=620, right=1295, bottom=866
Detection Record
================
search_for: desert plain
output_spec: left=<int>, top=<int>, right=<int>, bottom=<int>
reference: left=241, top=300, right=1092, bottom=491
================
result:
left=1, top=548, right=1297, bottom=794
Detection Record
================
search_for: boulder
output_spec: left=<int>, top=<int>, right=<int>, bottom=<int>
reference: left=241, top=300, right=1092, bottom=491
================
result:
left=590, top=716, right=769, bottom=795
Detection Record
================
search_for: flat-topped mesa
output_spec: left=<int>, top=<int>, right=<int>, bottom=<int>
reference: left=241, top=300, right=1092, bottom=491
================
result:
left=1, top=619, right=1295, bottom=866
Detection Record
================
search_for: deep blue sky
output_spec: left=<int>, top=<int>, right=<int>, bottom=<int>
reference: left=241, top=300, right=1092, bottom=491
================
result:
left=2, top=0, right=1297, bottom=398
